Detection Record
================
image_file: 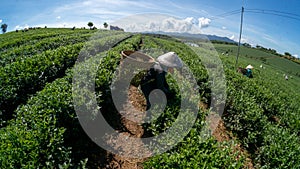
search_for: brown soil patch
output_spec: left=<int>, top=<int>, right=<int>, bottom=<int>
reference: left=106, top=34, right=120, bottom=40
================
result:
left=99, top=84, right=255, bottom=169
left=212, top=119, right=230, bottom=142
left=199, top=101, right=208, bottom=111
left=103, top=85, right=149, bottom=169
left=128, top=85, right=147, bottom=112
left=212, top=120, right=254, bottom=169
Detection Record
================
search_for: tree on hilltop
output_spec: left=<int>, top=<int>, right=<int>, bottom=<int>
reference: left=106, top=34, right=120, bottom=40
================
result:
left=1, top=24, right=8, bottom=33
left=87, top=22, right=94, bottom=30
left=103, top=22, right=108, bottom=28
left=284, top=52, right=292, bottom=56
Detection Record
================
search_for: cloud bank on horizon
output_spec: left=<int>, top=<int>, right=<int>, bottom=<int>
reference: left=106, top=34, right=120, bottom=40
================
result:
left=114, top=14, right=211, bottom=34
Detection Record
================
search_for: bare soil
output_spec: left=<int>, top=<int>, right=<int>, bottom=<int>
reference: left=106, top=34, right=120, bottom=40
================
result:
left=103, top=85, right=149, bottom=169
left=100, top=85, right=255, bottom=169
left=212, top=119, right=254, bottom=169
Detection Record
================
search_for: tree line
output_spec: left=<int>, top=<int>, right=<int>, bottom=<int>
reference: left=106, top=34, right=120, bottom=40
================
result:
left=0, top=22, right=111, bottom=34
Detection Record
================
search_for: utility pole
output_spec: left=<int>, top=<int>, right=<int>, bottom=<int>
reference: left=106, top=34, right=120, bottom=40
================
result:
left=235, top=6, right=244, bottom=69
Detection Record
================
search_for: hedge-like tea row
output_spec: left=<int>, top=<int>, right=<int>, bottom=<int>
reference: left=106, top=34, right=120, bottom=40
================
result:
left=0, top=28, right=94, bottom=52
left=0, top=33, right=92, bottom=66
left=140, top=35, right=244, bottom=168
left=0, top=77, right=75, bottom=168
left=0, top=29, right=125, bottom=67
left=0, top=28, right=93, bottom=53
left=0, top=43, right=83, bottom=122
left=0, top=33, right=244, bottom=168
left=223, top=67, right=300, bottom=168
left=0, top=32, right=130, bottom=124
left=0, top=34, right=140, bottom=168
left=252, top=70, right=300, bottom=135
left=142, top=36, right=300, bottom=168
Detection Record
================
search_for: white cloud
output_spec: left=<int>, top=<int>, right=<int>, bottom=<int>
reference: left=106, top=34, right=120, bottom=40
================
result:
left=241, top=37, right=248, bottom=43
left=184, top=17, right=198, bottom=25
left=29, top=1, right=209, bottom=34
left=115, top=14, right=202, bottom=34
left=229, top=35, right=235, bottom=40
left=198, top=17, right=211, bottom=28
left=222, top=26, right=226, bottom=30
left=0, top=19, right=2, bottom=23
left=24, top=24, right=29, bottom=29
left=15, top=24, right=29, bottom=30
left=293, top=54, right=298, bottom=58
left=49, top=0, right=214, bottom=34
left=15, top=25, right=21, bottom=30
left=31, top=21, right=85, bottom=29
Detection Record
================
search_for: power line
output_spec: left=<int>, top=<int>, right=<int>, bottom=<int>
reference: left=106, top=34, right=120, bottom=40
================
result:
left=214, top=9, right=241, bottom=17
left=207, top=8, right=300, bottom=21
left=246, top=11, right=300, bottom=21
left=222, top=6, right=300, bottom=68
left=246, top=8, right=300, bottom=18
left=209, top=9, right=241, bottom=20
left=244, top=9, right=300, bottom=22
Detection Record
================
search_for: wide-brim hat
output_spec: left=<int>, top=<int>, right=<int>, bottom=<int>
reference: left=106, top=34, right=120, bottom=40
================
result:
left=246, top=65, right=254, bottom=69
left=157, top=52, right=183, bottom=68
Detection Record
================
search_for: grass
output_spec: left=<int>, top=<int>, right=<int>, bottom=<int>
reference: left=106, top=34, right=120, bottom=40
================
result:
left=212, top=43, right=300, bottom=89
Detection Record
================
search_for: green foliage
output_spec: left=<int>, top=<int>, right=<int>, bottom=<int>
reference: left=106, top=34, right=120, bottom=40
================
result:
left=144, top=36, right=210, bottom=101
left=256, top=125, right=300, bottom=168
left=0, top=30, right=130, bottom=124
left=140, top=35, right=244, bottom=168
left=0, top=28, right=94, bottom=53
left=87, top=22, right=93, bottom=29
left=284, top=52, right=291, bottom=56
left=144, top=137, right=244, bottom=169
left=214, top=43, right=300, bottom=77
left=0, top=32, right=140, bottom=168
left=0, top=76, right=74, bottom=168
left=1, top=29, right=299, bottom=168
left=1, top=23, right=8, bottom=33
left=103, top=22, right=108, bottom=28
left=0, top=43, right=84, bottom=122
left=218, top=46, right=300, bottom=168
left=0, top=31, right=92, bottom=66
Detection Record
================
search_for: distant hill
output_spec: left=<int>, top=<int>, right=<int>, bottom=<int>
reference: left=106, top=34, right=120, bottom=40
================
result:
left=143, top=31, right=237, bottom=44
left=206, top=34, right=237, bottom=44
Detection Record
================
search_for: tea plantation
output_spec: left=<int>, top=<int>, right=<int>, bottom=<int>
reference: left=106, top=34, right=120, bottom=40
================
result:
left=0, top=28, right=299, bottom=168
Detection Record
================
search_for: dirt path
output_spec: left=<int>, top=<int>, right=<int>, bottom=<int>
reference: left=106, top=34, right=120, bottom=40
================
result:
left=100, top=80, right=255, bottom=169
left=212, top=119, right=255, bottom=169
left=103, top=85, right=150, bottom=169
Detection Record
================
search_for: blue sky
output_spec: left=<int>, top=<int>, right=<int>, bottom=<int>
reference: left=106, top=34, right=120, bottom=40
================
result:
left=0, top=0, right=299, bottom=57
